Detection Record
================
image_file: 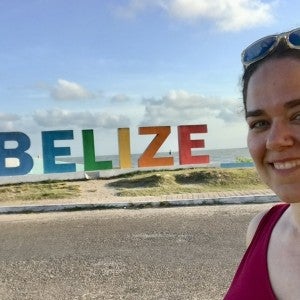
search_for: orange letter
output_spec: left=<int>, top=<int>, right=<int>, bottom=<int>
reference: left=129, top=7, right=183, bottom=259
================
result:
left=138, top=126, right=174, bottom=167
left=178, top=125, right=209, bottom=165
left=118, top=128, right=132, bottom=169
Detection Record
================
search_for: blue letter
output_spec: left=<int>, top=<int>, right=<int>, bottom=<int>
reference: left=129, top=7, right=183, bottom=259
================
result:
left=0, top=132, right=33, bottom=176
left=42, top=130, right=76, bottom=174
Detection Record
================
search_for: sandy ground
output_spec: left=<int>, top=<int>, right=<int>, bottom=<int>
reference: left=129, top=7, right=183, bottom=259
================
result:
left=0, top=179, right=120, bottom=207
left=0, top=177, right=276, bottom=207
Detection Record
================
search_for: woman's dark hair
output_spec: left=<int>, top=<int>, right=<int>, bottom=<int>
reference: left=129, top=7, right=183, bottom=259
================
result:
left=242, top=40, right=300, bottom=112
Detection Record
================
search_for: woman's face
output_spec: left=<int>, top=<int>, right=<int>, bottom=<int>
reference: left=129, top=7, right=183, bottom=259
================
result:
left=246, top=57, right=300, bottom=202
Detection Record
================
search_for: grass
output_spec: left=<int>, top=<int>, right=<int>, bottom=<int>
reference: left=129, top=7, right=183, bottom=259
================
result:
left=0, top=167, right=268, bottom=201
left=0, top=180, right=80, bottom=202
left=107, top=167, right=268, bottom=197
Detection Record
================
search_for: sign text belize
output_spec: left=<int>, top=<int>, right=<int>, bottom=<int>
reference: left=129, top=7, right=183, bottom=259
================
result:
left=0, top=124, right=209, bottom=176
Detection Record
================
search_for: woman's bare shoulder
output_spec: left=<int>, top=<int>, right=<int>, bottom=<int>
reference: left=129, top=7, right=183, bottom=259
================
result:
left=245, top=210, right=269, bottom=247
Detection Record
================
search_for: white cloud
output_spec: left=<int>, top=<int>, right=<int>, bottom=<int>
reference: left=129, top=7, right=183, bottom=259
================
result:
left=0, top=91, right=247, bottom=153
left=32, top=109, right=131, bottom=129
left=110, top=94, right=130, bottom=103
left=114, top=0, right=160, bottom=18
left=50, top=79, right=96, bottom=101
left=0, top=113, right=23, bottom=131
left=116, top=0, right=275, bottom=31
left=140, top=89, right=243, bottom=125
left=0, top=110, right=131, bottom=156
left=0, top=114, right=42, bottom=138
left=0, top=113, right=20, bottom=122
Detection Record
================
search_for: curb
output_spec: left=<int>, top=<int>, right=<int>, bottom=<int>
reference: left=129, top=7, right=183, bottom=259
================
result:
left=0, top=194, right=279, bottom=214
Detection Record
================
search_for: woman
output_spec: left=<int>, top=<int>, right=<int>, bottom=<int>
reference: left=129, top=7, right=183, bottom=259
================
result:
left=224, top=28, right=300, bottom=299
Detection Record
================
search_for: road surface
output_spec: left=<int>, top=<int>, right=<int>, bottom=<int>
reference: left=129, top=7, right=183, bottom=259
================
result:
left=0, top=203, right=273, bottom=300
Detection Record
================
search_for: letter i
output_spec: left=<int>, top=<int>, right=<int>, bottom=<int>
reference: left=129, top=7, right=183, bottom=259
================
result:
left=118, top=128, right=132, bottom=169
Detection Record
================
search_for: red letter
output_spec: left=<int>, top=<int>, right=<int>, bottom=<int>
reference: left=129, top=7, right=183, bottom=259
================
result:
left=178, top=125, right=209, bottom=165
left=138, top=126, right=174, bottom=167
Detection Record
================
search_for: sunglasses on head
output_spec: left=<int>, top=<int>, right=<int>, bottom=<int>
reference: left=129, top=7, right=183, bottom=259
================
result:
left=241, top=27, right=300, bottom=68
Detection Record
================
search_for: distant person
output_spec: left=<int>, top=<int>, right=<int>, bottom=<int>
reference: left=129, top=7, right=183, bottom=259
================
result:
left=224, top=27, right=300, bottom=299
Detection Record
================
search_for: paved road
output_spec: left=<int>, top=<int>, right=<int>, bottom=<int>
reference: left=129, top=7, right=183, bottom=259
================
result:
left=0, top=203, right=273, bottom=300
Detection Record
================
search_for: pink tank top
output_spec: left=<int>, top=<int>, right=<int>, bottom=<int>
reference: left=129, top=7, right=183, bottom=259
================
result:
left=224, top=203, right=289, bottom=299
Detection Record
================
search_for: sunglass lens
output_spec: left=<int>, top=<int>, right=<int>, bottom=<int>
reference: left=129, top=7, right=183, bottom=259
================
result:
left=243, top=36, right=277, bottom=64
left=289, top=29, right=300, bottom=46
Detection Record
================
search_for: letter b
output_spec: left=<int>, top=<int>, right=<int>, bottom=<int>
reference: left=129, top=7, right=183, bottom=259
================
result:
left=0, top=132, right=33, bottom=176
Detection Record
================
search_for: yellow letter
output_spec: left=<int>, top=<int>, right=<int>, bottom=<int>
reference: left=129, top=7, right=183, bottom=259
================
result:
left=118, top=128, right=132, bottom=169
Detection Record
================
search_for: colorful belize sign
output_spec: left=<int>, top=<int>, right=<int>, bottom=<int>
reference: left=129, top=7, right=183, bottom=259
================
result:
left=0, top=124, right=209, bottom=176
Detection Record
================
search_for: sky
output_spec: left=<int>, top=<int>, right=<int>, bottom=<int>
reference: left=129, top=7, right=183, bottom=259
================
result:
left=1, top=0, right=300, bottom=158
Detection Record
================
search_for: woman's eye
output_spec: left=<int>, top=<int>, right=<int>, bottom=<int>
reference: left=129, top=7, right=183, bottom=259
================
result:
left=249, top=120, right=269, bottom=130
left=292, top=113, right=300, bottom=121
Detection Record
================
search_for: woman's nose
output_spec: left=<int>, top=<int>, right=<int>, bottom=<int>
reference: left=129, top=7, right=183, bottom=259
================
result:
left=266, top=121, right=294, bottom=150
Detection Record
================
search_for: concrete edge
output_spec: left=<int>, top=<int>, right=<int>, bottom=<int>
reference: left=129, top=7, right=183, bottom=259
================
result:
left=0, top=195, right=279, bottom=214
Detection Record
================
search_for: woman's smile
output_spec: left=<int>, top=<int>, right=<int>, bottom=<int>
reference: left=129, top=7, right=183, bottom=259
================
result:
left=271, top=159, right=300, bottom=170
